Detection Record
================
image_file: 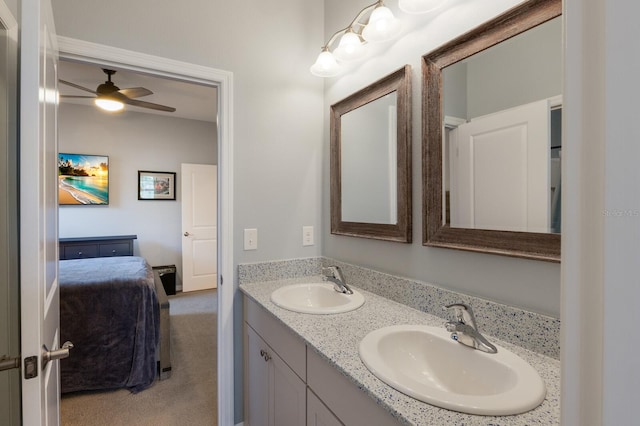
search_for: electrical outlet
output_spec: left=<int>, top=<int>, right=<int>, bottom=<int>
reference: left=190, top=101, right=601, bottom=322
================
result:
left=302, top=226, right=314, bottom=246
left=244, top=228, right=258, bottom=250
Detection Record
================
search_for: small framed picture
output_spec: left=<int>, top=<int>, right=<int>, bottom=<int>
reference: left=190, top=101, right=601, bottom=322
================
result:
left=138, top=170, right=176, bottom=200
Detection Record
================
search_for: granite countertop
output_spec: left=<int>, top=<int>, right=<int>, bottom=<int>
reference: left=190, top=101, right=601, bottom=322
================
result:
left=240, top=276, right=560, bottom=426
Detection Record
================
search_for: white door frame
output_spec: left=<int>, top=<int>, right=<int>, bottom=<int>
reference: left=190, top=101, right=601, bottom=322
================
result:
left=56, top=36, right=235, bottom=426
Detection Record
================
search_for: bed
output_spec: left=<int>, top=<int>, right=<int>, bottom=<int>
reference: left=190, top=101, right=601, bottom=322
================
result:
left=59, top=255, right=160, bottom=393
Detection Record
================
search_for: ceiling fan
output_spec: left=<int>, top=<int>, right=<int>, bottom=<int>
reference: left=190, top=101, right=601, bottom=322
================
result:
left=59, top=68, right=176, bottom=113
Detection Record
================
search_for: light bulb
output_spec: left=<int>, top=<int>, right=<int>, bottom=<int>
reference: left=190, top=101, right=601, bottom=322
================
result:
left=95, top=97, right=124, bottom=112
left=362, top=6, right=401, bottom=43
left=310, top=50, right=342, bottom=77
left=398, top=0, right=447, bottom=14
left=333, top=31, right=366, bottom=62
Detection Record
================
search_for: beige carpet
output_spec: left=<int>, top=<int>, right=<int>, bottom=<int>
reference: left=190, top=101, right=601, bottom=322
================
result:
left=61, top=289, right=218, bottom=426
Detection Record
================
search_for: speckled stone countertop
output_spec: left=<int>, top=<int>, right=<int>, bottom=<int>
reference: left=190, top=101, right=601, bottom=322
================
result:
left=240, top=276, right=560, bottom=426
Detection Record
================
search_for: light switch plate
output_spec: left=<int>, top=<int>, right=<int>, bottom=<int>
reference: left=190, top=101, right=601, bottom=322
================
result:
left=302, top=226, right=314, bottom=246
left=244, top=228, right=258, bottom=250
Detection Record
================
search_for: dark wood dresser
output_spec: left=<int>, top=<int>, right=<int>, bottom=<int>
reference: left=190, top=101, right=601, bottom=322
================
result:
left=59, top=235, right=137, bottom=260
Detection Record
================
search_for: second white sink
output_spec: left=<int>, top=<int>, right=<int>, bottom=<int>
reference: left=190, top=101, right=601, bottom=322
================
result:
left=270, top=282, right=364, bottom=314
left=359, top=324, right=546, bottom=416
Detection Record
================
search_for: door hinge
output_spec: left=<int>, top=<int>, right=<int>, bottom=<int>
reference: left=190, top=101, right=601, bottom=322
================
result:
left=0, top=355, right=20, bottom=372
left=220, top=275, right=223, bottom=285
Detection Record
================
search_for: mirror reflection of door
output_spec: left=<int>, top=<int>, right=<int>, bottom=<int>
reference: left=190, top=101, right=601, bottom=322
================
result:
left=341, top=93, right=398, bottom=225
left=445, top=98, right=561, bottom=233
left=442, top=16, right=562, bottom=234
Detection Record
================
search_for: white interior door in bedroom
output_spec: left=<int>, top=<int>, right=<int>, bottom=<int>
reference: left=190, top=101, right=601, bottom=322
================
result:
left=181, top=163, right=217, bottom=292
left=20, top=0, right=69, bottom=424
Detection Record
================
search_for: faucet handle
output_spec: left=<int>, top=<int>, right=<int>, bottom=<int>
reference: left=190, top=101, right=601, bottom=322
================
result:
left=322, top=265, right=343, bottom=278
left=322, top=266, right=336, bottom=277
left=443, top=303, right=476, bottom=327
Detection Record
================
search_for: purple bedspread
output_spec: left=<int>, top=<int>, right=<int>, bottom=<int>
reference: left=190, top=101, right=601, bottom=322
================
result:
left=59, top=256, right=159, bottom=393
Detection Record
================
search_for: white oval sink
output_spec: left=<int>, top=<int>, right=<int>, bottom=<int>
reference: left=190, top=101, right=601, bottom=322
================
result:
left=270, top=282, right=365, bottom=314
left=359, top=325, right=546, bottom=416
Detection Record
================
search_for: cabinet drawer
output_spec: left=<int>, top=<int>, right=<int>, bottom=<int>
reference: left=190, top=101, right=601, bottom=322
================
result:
left=244, top=297, right=306, bottom=380
left=99, top=243, right=131, bottom=257
left=63, top=244, right=98, bottom=259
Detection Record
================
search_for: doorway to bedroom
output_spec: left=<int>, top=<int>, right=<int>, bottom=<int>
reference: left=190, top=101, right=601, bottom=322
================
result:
left=56, top=57, right=220, bottom=424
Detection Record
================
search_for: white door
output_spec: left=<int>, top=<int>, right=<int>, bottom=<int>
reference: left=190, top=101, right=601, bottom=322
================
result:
left=449, top=99, right=550, bottom=233
left=20, top=0, right=64, bottom=425
left=181, top=164, right=217, bottom=292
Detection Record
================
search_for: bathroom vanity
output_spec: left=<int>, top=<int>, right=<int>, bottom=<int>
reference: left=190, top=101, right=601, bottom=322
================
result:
left=241, top=277, right=560, bottom=426
left=243, top=295, right=398, bottom=426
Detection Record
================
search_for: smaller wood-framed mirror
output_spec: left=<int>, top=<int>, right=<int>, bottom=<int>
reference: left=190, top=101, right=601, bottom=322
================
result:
left=331, top=65, right=412, bottom=242
left=422, top=0, right=561, bottom=261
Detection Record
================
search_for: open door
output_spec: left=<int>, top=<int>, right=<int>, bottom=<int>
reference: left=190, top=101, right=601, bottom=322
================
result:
left=0, top=1, right=20, bottom=425
left=181, top=163, right=217, bottom=292
left=20, top=0, right=67, bottom=424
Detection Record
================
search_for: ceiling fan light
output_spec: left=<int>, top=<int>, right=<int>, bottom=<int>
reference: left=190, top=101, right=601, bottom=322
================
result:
left=333, top=31, right=367, bottom=62
left=95, top=97, right=124, bottom=112
left=362, top=5, right=401, bottom=43
left=398, top=0, right=447, bottom=14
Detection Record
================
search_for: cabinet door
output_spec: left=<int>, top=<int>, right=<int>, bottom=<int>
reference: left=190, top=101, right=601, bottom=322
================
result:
left=269, top=344, right=306, bottom=426
left=245, top=325, right=306, bottom=426
left=307, top=390, right=343, bottom=426
left=246, top=326, right=269, bottom=426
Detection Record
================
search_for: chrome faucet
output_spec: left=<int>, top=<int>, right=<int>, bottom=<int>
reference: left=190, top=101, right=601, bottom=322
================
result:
left=443, top=303, right=498, bottom=354
left=322, top=266, right=353, bottom=295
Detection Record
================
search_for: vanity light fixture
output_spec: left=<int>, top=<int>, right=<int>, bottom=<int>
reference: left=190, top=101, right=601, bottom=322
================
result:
left=311, top=0, right=449, bottom=77
left=310, top=0, right=401, bottom=78
left=333, top=30, right=367, bottom=62
left=362, top=3, right=402, bottom=42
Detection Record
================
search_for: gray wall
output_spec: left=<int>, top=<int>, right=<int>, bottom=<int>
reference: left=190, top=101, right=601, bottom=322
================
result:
left=323, top=0, right=560, bottom=318
left=58, top=103, right=216, bottom=285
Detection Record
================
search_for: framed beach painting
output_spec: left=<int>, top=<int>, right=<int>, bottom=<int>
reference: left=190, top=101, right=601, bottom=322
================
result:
left=138, top=170, right=176, bottom=200
left=58, top=153, right=109, bottom=205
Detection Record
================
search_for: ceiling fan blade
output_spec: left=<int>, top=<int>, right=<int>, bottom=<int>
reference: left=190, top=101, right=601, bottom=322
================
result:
left=123, top=98, right=176, bottom=112
left=59, top=95, right=96, bottom=99
left=59, top=79, right=97, bottom=94
left=118, top=87, right=153, bottom=98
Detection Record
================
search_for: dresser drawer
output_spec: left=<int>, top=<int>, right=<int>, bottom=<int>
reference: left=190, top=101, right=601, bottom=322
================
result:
left=59, top=235, right=137, bottom=260
left=99, top=243, right=132, bottom=257
left=63, top=244, right=98, bottom=259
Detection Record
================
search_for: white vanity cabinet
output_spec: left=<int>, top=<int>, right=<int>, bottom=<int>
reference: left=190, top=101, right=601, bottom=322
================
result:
left=245, top=326, right=306, bottom=426
left=243, top=296, right=399, bottom=426
left=244, top=298, right=306, bottom=426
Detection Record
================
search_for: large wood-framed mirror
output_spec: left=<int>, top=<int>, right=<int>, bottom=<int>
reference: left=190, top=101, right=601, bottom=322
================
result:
left=331, top=65, right=412, bottom=242
left=422, top=0, right=561, bottom=261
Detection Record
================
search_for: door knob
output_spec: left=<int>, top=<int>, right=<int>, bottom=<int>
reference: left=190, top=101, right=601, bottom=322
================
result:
left=184, top=232, right=191, bottom=237
left=42, top=341, right=73, bottom=369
